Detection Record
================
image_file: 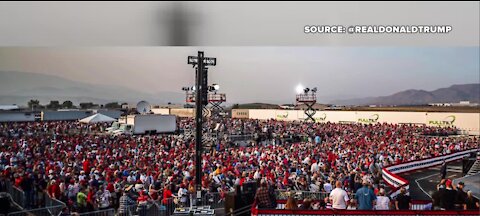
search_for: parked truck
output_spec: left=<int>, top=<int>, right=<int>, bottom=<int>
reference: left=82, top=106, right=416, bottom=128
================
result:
left=110, top=114, right=177, bottom=135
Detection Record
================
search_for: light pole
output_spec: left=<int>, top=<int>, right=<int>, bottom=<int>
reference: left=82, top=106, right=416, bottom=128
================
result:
left=187, top=51, right=216, bottom=205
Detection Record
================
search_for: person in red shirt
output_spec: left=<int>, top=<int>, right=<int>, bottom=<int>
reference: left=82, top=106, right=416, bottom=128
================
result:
left=106, top=181, right=114, bottom=193
left=86, top=186, right=96, bottom=212
left=83, top=159, right=90, bottom=175
left=163, top=184, right=176, bottom=215
left=14, top=174, right=22, bottom=187
left=48, top=180, right=61, bottom=199
left=137, top=190, right=150, bottom=216
left=136, top=189, right=148, bottom=203
left=162, top=184, right=174, bottom=205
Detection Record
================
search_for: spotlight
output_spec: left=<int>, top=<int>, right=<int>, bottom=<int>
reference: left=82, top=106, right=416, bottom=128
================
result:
left=191, top=86, right=196, bottom=92
left=304, top=88, right=310, bottom=94
left=312, top=87, right=317, bottom=93
left=182, top=87, right=190, bottom=91
left=213, top=84, right=220, bottom=91
left=295, top=84, right=304, bottom=94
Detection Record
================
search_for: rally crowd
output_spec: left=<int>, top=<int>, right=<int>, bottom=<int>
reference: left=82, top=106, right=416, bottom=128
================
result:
left=0, top=118, right=478, bottom=214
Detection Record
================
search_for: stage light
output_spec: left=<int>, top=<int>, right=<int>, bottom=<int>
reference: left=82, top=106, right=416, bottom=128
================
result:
left=304, top=88, right=310, bottom=94
left=192, top=86, right=196, bottom=92
left=213, top=84, right=220, bottom=91
left=312, top=87, right=317, bottom=93
left=296, top=84, right=304, bottom=94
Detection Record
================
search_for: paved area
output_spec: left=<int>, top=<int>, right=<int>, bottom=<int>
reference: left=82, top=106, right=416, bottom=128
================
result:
left=399, top=161, right=464, bottom=200
left=453, top=173, right=480, bottom=199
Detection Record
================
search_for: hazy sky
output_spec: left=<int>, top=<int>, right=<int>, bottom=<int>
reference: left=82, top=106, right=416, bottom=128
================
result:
left=0, top=2, right=478, bottom=46
left=0, top=47, right=478, bottom=103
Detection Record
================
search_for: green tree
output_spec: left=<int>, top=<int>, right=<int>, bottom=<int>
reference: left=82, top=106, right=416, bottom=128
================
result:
left=46, top=100, right=61, bottom=110
left=105, top=102, right=121, bottom=109
left=28, top=99, right=41, bottom=110
left=79, top=102, right=97, bottom=109
left=62, top=100, right=75, bottom=109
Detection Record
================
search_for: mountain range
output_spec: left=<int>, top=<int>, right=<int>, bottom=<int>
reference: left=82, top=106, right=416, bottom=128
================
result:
left=333, top=83, right=480, bottom=106
left=1, top=71, right=478, bottom=106
left=0, top=71, right=184, bottom=106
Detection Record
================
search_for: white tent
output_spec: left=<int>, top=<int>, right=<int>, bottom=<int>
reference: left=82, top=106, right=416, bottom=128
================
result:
left=79, top=113, right=116, bottom=123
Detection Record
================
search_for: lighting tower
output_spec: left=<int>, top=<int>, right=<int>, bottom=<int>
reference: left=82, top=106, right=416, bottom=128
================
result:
left=207, top=83, right=226, bottom=118
left=187, top=51, right=216, bottom=205
left=296, top=85, right=317, bottom=122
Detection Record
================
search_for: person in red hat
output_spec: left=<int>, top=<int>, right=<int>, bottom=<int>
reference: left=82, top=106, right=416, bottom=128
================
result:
left=440, top=179, right=457, bottom=210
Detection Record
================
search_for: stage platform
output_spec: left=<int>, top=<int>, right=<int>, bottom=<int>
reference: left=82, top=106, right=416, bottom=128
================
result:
left=453, top=173, right=480, bottom=199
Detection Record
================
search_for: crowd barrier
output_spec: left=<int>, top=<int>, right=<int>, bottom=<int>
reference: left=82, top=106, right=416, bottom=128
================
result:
left=4, top=183, right=24, bottom=209
left=272, top=199, right=432, bottom=211
left=7, top=205, right=65, bottom=216
left=199, top=192, right=225, bottom=209
left=251, top=208, right=480, bottom=216
left=381, top=148, right=479, bottom=198
left=124, top=203, right=165, bottom=216
left=109, top=192, right=224, bottom=216
left=44, top=193, right=66, bottom=209
left=3, top=181, right=66, bottom=216
left=275, top=190, right=329, bottom=201
left=78, top=208, right=115, bottom=216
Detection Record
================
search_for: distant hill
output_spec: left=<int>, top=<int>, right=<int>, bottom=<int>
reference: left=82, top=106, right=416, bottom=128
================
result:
left=0, top=71, right=184, bottom=106
left=333, top=84, right=480, bottom=106
left=234, top=103, right=281, bottom=109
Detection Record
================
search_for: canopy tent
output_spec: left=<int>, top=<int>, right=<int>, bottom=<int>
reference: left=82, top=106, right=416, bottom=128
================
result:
left=79, top=113, right=116, bottom=123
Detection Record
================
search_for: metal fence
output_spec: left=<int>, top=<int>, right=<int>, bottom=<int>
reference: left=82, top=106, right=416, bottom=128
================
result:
left=273, top=190, right=433, bottom=211
left=7, top=205, right=65, bottom=216
left=113, top=192, right=225, bottom=216
left=199, top=192, right=225, bottom=209
left=78, top=208, right=115, bottom=216
left=275, top=190, right=329, bottom=201
left=5, top=182, right=25, bottom=208
left=44, top=194, right=66, bottom=209
left=253, top=210, right=480, bottom=216
left=124, top=202, right=166, bottom=216
left=3, top=181, right=66, bottom=216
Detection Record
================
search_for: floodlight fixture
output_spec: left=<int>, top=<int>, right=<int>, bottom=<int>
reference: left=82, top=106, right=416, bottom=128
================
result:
left=295, top=84, right=304, bottom=94
left=213, top=84, right=220, bottom=91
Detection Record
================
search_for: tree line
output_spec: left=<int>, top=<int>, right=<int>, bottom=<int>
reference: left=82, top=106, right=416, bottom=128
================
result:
left=27, top=99, right=124, bottom=110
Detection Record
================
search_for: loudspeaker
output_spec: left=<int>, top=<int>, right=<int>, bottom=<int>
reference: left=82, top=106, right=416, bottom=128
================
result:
left=241, top=182, right=257, bottom=195
left=233, top=193, right=252, bottom=216
left=225, top=183, right=258, bottom=216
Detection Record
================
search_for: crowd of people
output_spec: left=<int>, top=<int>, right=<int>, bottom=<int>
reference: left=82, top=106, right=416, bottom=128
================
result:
left=276, top=178, right=479, bottom=211
left=431, top=179, right=480, bottom=210
left=0, top=118, right=478, bottom=214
